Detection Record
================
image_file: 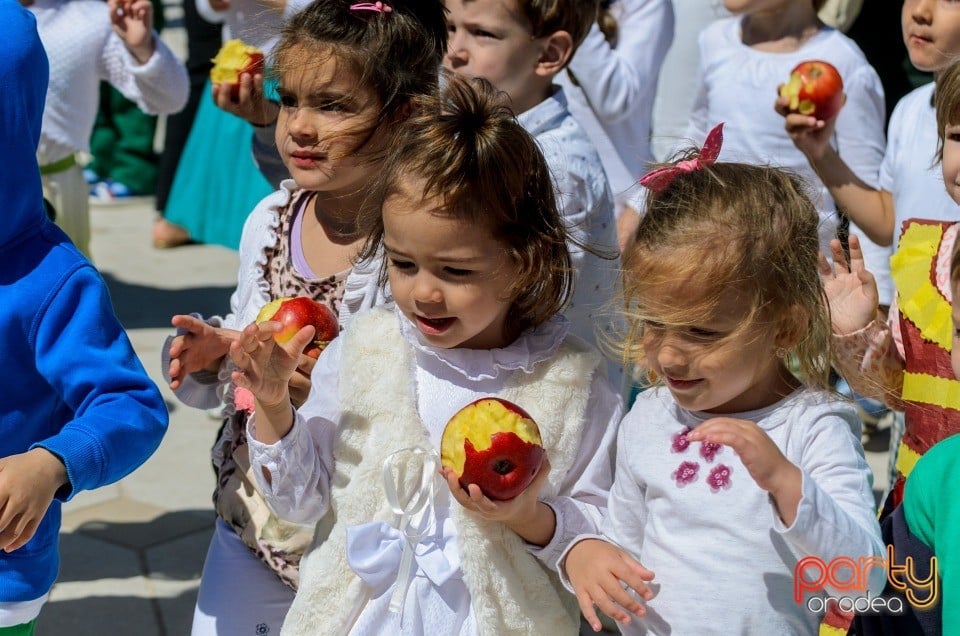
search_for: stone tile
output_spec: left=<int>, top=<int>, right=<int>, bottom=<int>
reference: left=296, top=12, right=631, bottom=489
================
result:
left=67, top=502, right=214, bottom=552
left=146, top=528, right=216, bottom=633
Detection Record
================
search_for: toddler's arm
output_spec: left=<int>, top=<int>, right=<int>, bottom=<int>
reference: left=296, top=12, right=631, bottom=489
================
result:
left=821, top=236, right=905, bottom=407
left=559, top=411, right=655, bottom=631
left=33, top=265, right=168, bottom=498
left=776, top=67, right=894, bottom=246
left=566, top=0, right=674, bottom=124
left=246, top=336, right=345, bottom=524
left=98, top=1, right=188, bottom=115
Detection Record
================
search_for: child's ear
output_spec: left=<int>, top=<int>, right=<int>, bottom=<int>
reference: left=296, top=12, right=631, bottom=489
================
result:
left=534, top=30, right=574, bottom=78
left=775, top=306, right=808, bottom=351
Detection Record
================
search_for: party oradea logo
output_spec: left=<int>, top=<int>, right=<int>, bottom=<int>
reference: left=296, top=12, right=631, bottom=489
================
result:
left=794, top=545, right=938, bottom=615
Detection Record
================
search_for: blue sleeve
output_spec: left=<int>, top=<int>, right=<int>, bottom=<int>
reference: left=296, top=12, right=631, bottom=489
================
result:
left=30, top=265, right=168, bottom=500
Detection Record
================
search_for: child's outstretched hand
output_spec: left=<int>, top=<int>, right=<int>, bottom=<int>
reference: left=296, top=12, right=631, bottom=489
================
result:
left=229, top=320, right=314, bottom=409
left=688, top=418, right=802, bottom=525
left=107, top=0, right=156, bottom=64
left=564, top=538, right=655, bottom=632
left=774, top=91, right=844, bottom=161
left=0, top=449, right=68, bottom=553
left=818, top=235, right=880, bottom=335
left=168, top=315, right=241, bottom=390
left=212, top=74, right=279, bottom=126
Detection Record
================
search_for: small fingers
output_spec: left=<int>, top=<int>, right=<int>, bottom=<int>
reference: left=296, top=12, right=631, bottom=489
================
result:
left=829, top=238, right=848, bottom=271
left=575, top=589, right=603, bottom=632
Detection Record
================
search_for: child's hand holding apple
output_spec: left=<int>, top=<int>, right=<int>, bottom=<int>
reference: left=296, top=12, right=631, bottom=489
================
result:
left=440, top=398, right=557, bottom=545
left=775, top=60, right=845, bottom=161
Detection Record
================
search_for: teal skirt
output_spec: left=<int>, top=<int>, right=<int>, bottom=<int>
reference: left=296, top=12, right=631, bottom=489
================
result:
left=164, top=81, right=274, bottom=250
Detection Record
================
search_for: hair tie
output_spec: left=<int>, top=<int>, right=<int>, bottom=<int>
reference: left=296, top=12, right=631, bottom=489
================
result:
left=350, top=1, right=392, bottom=13
left=639, top=122, right=724, bottom=194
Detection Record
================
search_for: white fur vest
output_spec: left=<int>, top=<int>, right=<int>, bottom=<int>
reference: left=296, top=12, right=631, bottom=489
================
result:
left=281, top=308, right=601, bottom=635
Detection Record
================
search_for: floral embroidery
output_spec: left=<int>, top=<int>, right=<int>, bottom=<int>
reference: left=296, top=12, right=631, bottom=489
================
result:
left=699, top=441, right=722, bottom=462
left=673, top=461, right=699, bottom=487
left=706, top=464, right=733, bottom=492
left=671, top=428, right=691, bottom=453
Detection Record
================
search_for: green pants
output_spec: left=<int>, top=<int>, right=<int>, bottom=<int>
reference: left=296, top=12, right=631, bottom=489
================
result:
left=0, top=620, right=36, bottom=636
left=88, top=0, right=166, bottom=194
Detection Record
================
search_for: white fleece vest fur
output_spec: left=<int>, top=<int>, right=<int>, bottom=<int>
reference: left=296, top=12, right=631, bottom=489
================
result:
left=282, top=308, right=601, bottom=635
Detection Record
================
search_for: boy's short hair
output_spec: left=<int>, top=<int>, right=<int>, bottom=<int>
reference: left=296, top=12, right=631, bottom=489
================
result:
left=520, top=0, right=598, bottom=54
left=935, top=58, right=960, bottom=161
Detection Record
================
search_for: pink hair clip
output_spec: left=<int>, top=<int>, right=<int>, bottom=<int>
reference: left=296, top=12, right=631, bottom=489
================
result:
left=350, top=1, right=392, bottom=13
left=639, top=122, right=725, bottom=194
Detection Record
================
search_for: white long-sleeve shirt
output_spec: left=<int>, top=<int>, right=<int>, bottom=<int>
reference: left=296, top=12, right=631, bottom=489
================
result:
left=681, top=17, right=886, bottom=257
left=29, top=0, right=188, bottom=165
left=518, top=88, right=623, bottom=386
left=561, top=386, right=885, bottom=635
left=557, top=0, right=674, bottom=212
left=248, top=310, right=622, bottom=634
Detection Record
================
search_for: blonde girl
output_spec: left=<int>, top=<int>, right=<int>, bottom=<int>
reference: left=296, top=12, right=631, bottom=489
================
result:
left=563, top=125, right=884, bottom=634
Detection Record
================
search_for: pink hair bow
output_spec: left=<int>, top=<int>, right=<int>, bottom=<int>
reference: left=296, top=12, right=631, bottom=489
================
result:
left=639, top=122, right=725, bottom=194
left=350, top=1, right=392, bottom=13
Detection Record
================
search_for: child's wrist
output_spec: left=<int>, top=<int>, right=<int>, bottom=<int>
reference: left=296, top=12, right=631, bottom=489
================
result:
left=127, top=34, right=156, bottom=65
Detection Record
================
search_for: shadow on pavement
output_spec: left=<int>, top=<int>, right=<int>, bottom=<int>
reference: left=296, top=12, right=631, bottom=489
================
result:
left=36, top=588, right=200, bottom=636
left=101, top=273, right=234, bottom=330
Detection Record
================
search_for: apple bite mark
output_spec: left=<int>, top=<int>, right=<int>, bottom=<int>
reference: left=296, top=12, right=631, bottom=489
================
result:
left=440, top=398, right=545, bottom=501
left=778, top=60, right=844, bottom=122
left=210, top=39, right=265, bottom=100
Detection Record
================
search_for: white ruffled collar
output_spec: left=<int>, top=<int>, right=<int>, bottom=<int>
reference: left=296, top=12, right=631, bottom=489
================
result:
left=396, top=308, right=569, bottom=381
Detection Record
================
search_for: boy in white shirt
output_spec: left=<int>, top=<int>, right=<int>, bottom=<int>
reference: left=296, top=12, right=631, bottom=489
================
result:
left=24, top=0, right=188, bottom=257
left=444, top=0, right=622, bottom=385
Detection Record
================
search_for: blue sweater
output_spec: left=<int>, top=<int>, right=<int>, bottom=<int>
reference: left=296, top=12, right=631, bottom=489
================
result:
left=0, top=2, right=168, bottom=603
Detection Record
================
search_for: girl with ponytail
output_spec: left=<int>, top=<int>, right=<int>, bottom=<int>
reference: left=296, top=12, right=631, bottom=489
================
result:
left=234, top=74, right=622, bottom=635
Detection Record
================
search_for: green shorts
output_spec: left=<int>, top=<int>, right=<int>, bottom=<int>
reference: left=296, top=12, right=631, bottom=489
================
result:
left=0, top=620, right=36, bottom=636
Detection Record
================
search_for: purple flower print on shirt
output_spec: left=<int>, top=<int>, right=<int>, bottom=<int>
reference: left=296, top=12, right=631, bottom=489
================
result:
left=699, top=441, right=722, bottom=462
left=706, top=464, right=733, bottom=492
left=671, top=428, right=691, bottom=453
left=673, top=461, right=699, bottom=487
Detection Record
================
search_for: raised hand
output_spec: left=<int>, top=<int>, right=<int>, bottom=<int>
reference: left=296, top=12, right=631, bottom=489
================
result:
left=565, top=538, right=655, bottom=632
left=229, top=321, right=314, bottom=409
left=0, top=449, right=68, bottom=553
left=168, top=315, right=240, bottom=390
left=818, top=235, right=880, bottom=336
left=688, top=418, right=802, bottom=525
left=107, top=0, right=156, bottom=64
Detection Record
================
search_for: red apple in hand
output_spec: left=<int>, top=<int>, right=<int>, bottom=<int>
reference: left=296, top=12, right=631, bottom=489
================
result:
left=256, top=297, right=338, bottom=359
left=440, top=398, right=545, bottom=501
left=210, top=39, right=265, bottom=101
left=779, top=60, right=844, bottom=121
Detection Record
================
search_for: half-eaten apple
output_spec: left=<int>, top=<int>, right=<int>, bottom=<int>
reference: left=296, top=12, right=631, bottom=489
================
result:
left=440, top=397, right=545, bottom=501
left=256, top=296, right=338, bottom=359
left=210, top=39, right=265, bottom=101
left=779, top=59, right=844, bottom=122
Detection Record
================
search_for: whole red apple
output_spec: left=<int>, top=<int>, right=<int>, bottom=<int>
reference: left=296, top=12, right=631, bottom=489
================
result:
left=256, top=297, right=338, bottom=358
left=440, top=398, right=545, bottom=501
left=210, top=39, right=265, bottom=101
left=779, top=60, right=844, bottom=121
